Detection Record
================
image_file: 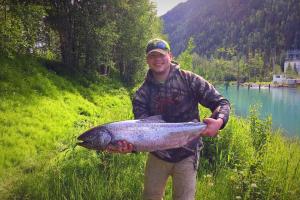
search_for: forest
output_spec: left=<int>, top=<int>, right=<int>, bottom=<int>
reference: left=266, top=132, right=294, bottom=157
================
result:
left=2, top=0, right=300, bottom=83
left=1, top=0, right=162, bottom=84
left=163, top=0, right=300, bottom=82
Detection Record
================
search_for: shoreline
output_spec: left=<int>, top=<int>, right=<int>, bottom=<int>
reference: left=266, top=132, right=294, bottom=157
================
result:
left=228, top=82, right=300, bottom=88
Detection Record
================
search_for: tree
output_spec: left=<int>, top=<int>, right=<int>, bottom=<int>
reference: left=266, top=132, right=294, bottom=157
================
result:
left=114, top=0, right=162, bottom=84
left=285, top=63, right=298, bottom=78
left=162, top=0, right=300, bottom=80
left=1, top=0, right=163, bottom=84
left=273, top=64, right=282, bottom=74
left=0, top=1, right=47, bottom=56
left=177, top=37, right=195, bottom=71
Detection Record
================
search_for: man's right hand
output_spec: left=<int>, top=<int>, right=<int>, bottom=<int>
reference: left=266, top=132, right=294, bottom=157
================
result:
left=106, top=140, right=134, bottom=153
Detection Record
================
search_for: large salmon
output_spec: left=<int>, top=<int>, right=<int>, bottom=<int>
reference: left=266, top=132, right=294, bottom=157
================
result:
left=77, top=116, right=207, bottom=152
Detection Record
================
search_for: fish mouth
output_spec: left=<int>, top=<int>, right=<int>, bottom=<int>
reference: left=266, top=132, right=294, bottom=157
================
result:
left=76, top=140, right=87, bottom=147
left=76, top=139, right=93, bottom=149
left=77, top=134, right=87, bottom=141
left=76, top=140, right=106, bottom=151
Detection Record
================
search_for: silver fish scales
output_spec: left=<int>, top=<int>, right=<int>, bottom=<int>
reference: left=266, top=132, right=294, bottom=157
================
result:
left=77, top=116, right=207, bottom=152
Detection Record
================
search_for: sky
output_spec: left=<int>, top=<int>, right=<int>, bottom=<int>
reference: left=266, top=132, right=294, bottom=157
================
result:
left=151, top=0, right=188, bottom=16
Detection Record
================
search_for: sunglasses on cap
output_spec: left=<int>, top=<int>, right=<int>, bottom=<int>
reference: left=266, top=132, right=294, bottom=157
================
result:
left=146, top=39, right=170, bottom=54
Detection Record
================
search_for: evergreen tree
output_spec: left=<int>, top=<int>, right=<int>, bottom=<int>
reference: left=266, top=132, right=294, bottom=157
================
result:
left=177, top=38, right=195, bottom=71
left=162, top=0, right=300, bottom=79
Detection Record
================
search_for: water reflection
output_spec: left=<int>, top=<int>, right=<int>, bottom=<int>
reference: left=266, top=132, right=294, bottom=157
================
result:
left=218, top=86, right=300, bottom=136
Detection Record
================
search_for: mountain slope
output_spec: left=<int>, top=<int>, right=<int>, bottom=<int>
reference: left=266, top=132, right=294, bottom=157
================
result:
left=162, top=0, right=300, bottom=58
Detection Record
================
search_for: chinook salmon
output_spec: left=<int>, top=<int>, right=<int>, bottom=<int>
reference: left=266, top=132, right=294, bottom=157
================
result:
left=77, top=116, right=207, bottom=152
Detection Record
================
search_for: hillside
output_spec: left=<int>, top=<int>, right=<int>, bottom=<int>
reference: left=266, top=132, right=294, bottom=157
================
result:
left=0, top=56, right=137, bottom=199
left=162, top=0, right=300, bottom=60
left=0, top=57, right=300, bottom=199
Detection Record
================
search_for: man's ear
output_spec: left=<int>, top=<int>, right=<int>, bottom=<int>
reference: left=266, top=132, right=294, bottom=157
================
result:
left=169, top=52, right=173, bottom=60
left=146, top=55, right=150, bottom=65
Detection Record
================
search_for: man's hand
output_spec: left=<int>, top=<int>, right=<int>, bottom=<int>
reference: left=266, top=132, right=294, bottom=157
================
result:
left=106, top=140, right=134, bottom=153
left=201, top=118, right=223, bottom=137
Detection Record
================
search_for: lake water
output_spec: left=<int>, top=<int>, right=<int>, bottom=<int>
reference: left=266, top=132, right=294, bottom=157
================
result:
left=216, top=85, right=300, bottom=137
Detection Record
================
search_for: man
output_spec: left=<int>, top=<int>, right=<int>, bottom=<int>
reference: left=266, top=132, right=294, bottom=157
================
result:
left=107, top=38, right=230, bottom=200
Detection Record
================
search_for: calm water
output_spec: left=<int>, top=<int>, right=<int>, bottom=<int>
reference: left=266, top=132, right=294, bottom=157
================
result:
left=217, top=86, right=300, bottom=137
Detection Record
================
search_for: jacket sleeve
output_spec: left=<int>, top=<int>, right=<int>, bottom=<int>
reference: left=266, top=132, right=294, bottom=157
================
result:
left=132, top=82, right=150, bottom=119
left=189, top=73, right=230, bottom=129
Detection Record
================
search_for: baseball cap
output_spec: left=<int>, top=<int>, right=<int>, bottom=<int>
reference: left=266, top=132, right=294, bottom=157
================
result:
left=146, top=38, right=171, bottom=55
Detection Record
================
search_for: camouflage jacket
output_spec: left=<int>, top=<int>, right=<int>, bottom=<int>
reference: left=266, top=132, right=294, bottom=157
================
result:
left=132, top=62, right=230, bottom=162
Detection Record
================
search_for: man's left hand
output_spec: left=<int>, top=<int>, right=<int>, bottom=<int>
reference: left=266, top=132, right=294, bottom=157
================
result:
left=201, top=118, right=223, bottom=137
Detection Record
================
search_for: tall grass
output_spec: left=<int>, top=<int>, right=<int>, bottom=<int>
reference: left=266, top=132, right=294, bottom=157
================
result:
left=1, top=56, right=300, bottom=199
left=197, top=106, right=300, bottom=200
left=0, top=56, right=133, bottom=199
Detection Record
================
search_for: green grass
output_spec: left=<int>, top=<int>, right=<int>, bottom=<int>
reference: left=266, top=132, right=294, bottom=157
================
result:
left=1, top=56, right=300, bottom=199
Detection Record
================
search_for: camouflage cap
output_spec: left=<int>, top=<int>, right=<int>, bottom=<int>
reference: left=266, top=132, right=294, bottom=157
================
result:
left=146, top=38, right=171, bottom=56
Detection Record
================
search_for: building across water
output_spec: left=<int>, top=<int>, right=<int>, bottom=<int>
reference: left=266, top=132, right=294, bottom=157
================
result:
left=284, top=50, right=300, bottom=75
left=273, top=50, right=300, bottom=87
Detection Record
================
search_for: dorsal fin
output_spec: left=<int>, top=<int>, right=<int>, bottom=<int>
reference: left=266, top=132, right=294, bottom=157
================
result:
left=139, top=115, right=165, bottom=123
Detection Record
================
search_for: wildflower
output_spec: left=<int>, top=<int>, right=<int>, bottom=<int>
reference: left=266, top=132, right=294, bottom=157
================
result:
left=204, top=174, right=212, bottom=178
left=236, top=196, right=242, bottom=199
left=230, top=175, right=235, bottom=181
left=251, top=183, right=257, bottom=188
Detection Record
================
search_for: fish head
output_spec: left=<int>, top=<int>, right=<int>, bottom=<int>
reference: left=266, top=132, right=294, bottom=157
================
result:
left=77, top=126, right=112, bottom=150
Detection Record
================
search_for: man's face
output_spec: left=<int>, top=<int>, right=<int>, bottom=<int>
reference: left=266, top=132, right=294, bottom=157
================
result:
left=146, top=51, right=172, bottom=74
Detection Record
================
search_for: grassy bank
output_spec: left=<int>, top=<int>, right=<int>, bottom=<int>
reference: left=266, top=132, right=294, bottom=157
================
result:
left=0, top=56, right=134, bottom=199
left=0, top=57, right=300, bottom=199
